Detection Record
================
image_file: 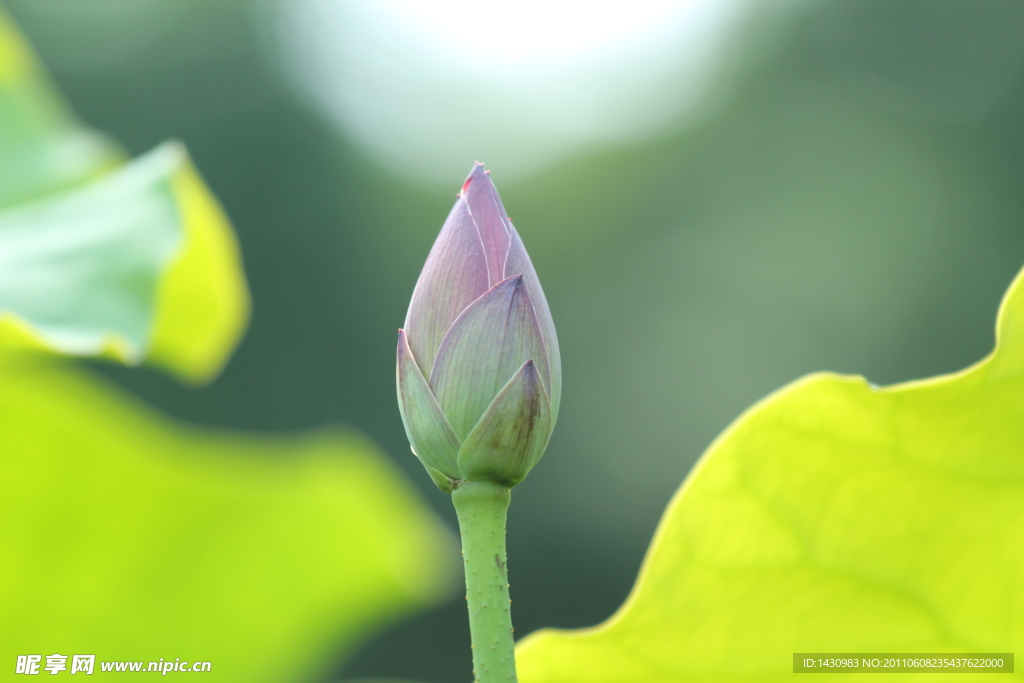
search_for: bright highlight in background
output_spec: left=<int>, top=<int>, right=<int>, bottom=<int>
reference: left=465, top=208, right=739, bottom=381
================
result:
left=382, top=1, right=714, bottom=69
left=278, top=0, right=750, bottom=184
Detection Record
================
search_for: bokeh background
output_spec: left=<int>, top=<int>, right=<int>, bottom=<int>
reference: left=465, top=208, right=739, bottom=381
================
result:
left=8, top=0, right=1024, bottom=680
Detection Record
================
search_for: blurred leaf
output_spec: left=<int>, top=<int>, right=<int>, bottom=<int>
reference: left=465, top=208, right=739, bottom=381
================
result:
left=0, top=357, right=456, bottom=682
left=517, top=266, right=1024, bottom=682
left=0, top=4, right=119, bottom=206
left=0, top=143, right=250, bottom=381
left=0, top=8, right=249, bottom=382
left=0, top=8, right=454, bottom=682
left=145, top=148, right=250, bottom=382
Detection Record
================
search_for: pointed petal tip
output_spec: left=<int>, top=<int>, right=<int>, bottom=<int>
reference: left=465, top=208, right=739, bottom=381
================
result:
left=520, top=359, right=545, bottom=393
left=396, top=328, right=408, bottom=360
left=464, top=161, right=493, bottom=183
left=493, top=272, right=527, bottom=299
left=473, top=164, right=492, bottom=183
left=510, top=273, right=530, bottom=299
left=488, top=273, right=525, bottom=293
left=461, top=163, right=488, bottom=195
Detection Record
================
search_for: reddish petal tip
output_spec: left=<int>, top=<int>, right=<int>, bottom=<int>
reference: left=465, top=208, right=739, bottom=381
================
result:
left=461, top=162, right=497, bottom=197
left=464, top=162, right=487, bottom=182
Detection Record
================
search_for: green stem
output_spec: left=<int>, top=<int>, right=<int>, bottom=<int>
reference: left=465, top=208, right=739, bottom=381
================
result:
left=452, top=480, right=518, bottom=683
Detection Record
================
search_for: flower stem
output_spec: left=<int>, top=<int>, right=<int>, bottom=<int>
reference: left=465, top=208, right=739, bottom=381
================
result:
left=452, top=480, right=518, bottom=683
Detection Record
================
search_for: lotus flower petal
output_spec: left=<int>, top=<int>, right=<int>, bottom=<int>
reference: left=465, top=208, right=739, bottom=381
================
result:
left=461, top=163, right=512, bottom=287
left=396, top=329, right=461, bottom=479
left=430, top=275, right=551, bottom=439
left=505, top=224, right=561, bottom=418
left=404, top=199, right=490, bottom=372
left=457, top=360, right=552, bottom=486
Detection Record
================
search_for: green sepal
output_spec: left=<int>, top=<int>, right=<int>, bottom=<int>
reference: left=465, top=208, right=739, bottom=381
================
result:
left=458, top=359, right=552, bottom=487
left=396, top=328, right=461, bottom=480
left=421, top=460, right=460, bottom=494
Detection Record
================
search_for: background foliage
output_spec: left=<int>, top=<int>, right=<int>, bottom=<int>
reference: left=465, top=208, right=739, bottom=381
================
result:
left=4, top=1, right=1024, bottom=681
left=0, top=6, right=453, bottom=681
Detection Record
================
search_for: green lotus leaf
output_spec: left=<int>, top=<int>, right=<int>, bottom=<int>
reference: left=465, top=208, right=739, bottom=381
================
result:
left=516, top=265, right=1024, bottom=682
left=0, top=9, right=249, bottom=383
left=0, top=5, right=120, bottom=207
left=0, top=357, right=456, bottom=682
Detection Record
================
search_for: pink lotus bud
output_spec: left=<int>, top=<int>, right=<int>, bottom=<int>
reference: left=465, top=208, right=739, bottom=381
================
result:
left=397, top=163, right=560, bottom=491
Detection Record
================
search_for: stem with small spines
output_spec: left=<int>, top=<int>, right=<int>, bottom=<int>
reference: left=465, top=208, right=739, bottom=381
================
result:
left=452, top=480, right=517, bottom=683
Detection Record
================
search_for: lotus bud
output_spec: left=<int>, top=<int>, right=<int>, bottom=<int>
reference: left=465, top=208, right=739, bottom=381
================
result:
left=397, top=163, right=560, bottom=492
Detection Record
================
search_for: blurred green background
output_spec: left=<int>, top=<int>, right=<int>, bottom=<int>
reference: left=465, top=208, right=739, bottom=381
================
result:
left=7, top=0, right=1024, bottom=680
